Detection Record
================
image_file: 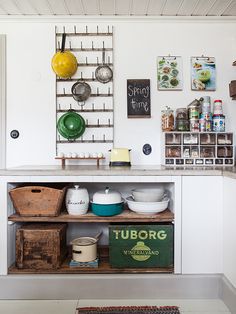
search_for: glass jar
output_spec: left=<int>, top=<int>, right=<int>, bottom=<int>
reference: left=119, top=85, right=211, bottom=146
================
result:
left=176, top=119, right=189, bottom=131
left=176, top=108, right=188, bottom=120
left=161, top=106, right=174, bottom=131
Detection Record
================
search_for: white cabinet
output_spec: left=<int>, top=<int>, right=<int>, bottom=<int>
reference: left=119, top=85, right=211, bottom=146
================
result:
left=182, top=176, right=223, bottom=274
left=223, top=177, right=236, bottom=288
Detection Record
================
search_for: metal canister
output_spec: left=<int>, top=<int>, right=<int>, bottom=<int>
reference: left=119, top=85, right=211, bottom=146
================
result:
left=212, top=115, right=225, bottom=132
left=199, top=119, right=212, bottom=132
left=199, top=113, right=212, bottom=132
left=188, top=99, right=201, bottom=119
left=189, top=119, right=199, bottom=132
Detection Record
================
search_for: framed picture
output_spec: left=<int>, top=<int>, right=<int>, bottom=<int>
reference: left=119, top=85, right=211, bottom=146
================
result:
left=157, top=56, right=183, bottom=90
left=191, top=56, right=216, bottom=91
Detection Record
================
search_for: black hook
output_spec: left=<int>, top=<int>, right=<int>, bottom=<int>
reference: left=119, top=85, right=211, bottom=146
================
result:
left=74, top=25, right=77, bottom=34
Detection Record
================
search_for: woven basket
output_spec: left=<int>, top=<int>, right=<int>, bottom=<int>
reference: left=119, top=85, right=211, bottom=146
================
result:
left=9, top=186, right=66, bottom=217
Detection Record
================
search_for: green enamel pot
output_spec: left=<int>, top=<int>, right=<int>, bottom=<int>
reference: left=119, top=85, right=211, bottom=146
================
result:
left=57, top=110, right=86, bottom=140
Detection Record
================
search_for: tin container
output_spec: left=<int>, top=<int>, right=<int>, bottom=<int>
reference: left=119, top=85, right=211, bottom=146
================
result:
left=188, top=99, right=201, bottom=119
left=188, top=107, right=200, bottom=119
left=189, top=119, right=199, bottom=132
left=213, top=115, right=225, bottom=132
left=213, top=99, right=223, bottom=115
left=201, top=96, right=211, bottom=114
left=199, top=119, right=212, bottom=132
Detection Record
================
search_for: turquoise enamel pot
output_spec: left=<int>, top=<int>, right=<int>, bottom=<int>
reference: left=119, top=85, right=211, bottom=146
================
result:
left=91, top=202, right=124, bottom=217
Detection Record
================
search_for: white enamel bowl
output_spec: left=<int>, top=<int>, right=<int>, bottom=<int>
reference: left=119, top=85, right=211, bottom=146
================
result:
left=131, top=188, right=165, bottom=202
left=126, top=196, right=169, bottom=215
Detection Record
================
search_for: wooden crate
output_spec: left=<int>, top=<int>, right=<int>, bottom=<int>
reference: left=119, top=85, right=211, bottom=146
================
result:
left=16, top=223, right=67, bottom=270
left=109, top=224, right=174, bottom=268
left=9, top=186, right=66, bottom=216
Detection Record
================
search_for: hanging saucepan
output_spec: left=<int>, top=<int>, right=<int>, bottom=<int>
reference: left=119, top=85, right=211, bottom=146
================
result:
left=95, top=47, right=113, bottom=84
left=51, top=33, right=78, bottom=79
left=71, top=81, right=91, bottom=103
left=57, top=110, right=86, bottom=140
left=71, top=232, right=102, bottom=262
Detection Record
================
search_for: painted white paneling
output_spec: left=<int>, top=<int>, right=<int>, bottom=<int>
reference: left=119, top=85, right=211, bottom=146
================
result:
left=192, top=0, right=219, bottom=16
left=47, top=0, right=69, bottom=15
left=177, top=0, right=199, bottom=16
left=182, top=176, right=223, bottom=274
left=82, top=0, right=99, bottom=15
left=0, top=0, right=21, bottom=14
left=64, top=0, right=84, bottom=15
left=147, top=0, right=166, bottom=15
left=99, top=0, right=114, bottom=15
left=207, top=0, right=233, bottom=16
left=222, top=0, right=236, bottom=15
left=131, top=0, right=149, bottom=15
left=13, top=0, right=38, bottom=15
left=28, top=0, right=53, bottom=14
left=1, top=21, right=236, bottom=167
left=115, top=0, right=131, bottom=15
left=223, top=177, right=236, bottom=289
left=162, top=0, right=184, bottom=16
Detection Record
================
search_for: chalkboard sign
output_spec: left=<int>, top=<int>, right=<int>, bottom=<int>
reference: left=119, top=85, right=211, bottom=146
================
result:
left=127, top=79, right=151, bottom=118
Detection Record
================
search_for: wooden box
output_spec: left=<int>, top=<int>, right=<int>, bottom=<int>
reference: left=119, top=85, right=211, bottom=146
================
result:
left=16, top=223, right=67, bottom=270
left=9, top=186, right=66, bottom=217
left=109, top=224, right=174, bottom=268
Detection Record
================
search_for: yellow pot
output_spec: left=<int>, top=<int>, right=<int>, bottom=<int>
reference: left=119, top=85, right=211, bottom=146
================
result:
left=51, top=51, right=78, bottom=78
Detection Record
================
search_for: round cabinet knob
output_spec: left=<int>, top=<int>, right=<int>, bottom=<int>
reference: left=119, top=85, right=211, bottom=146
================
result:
left=10, top=130, right=19, bottom=139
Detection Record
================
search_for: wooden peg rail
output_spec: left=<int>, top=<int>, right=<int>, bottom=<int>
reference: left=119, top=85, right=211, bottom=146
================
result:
left=56, top=109, right=113, bottom=113
left=57, top=77, right=113, bottom=82
left=55, top=157, right=105, bottom=168
left=57, top=140, right=113, bottom=144
left=57, top=93, right=113, bottom=98
left=56, top=32, right=113, bottom=37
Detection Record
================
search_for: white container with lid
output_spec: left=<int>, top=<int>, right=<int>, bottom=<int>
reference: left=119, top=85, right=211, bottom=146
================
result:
left=92, top=187, right=122, bottom=204
left=213, top=99, right=223, bottom=115
left=66, top=184, right=89, bottom=215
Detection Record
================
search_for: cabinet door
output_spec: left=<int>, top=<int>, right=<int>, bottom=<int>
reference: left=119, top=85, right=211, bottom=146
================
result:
left=223, top=177, right=236, bottom=288
left=182, top=176, right=223, bottom=274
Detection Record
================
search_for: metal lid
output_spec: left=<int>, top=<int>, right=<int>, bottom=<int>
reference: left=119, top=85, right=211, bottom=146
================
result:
left=71, top=237, right=97, bottom=246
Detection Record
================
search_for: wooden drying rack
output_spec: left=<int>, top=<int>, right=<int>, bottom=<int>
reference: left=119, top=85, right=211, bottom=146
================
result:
left=55, top=157, right=105, bottom=168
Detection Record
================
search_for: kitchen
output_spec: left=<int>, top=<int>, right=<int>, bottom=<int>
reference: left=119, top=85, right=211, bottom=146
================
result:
left=1, top=1, right=236, bottom=314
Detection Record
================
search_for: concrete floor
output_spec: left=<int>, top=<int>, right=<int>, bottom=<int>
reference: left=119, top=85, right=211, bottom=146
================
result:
left=0, top=299, right=231, bottom=314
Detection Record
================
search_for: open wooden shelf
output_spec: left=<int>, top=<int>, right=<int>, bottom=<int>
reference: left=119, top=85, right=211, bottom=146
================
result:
left=8, top=209, right=174, bottom=223
left=8, top=247, right=174, bottom=274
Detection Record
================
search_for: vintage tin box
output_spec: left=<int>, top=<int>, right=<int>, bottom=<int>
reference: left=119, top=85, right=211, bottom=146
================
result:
left=109, top=224, right=174, bottom=268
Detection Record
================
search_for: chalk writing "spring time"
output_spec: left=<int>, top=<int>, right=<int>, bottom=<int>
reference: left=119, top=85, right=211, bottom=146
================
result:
left=127, top=80, right=150, bottom=116
left=127, top=84, right=150, bottom=112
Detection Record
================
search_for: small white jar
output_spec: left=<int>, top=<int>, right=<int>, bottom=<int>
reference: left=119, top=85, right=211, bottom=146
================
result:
left=66, top=184, right=89, bottom=215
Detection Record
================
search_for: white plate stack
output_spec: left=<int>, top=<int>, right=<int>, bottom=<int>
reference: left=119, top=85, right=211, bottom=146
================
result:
left=126, top=188, right=169, bottom=215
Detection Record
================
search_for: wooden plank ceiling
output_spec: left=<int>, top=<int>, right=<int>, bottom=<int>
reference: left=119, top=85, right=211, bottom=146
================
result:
left=0, top=0, right=236, bottom=16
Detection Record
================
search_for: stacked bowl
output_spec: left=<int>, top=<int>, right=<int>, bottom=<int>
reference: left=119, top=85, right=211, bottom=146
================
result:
left=126, top=188, right=169, bottom=215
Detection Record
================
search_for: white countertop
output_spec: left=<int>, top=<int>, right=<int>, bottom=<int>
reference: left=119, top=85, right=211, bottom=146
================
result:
left=1, top=164, right=236, bottom=177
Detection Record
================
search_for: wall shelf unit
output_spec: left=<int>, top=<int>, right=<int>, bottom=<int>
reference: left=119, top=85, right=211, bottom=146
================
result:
left=55, top=24, right=114, bottom=160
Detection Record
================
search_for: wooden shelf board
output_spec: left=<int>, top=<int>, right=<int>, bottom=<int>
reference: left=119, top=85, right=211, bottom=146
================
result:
left=8, top=209, right=174, bottom=223
left=8, top=247, right=174, bottom=275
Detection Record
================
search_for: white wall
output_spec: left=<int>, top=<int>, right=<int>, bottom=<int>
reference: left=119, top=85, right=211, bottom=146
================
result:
left=1, top=19, right=236, bottom=167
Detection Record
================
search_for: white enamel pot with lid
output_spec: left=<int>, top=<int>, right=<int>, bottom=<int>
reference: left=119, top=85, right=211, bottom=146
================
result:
left=92, top=187, right=122, bottom=204
left=71, top=232, right=102, bottom=262
left=65, top=184, right=89, bottom=215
